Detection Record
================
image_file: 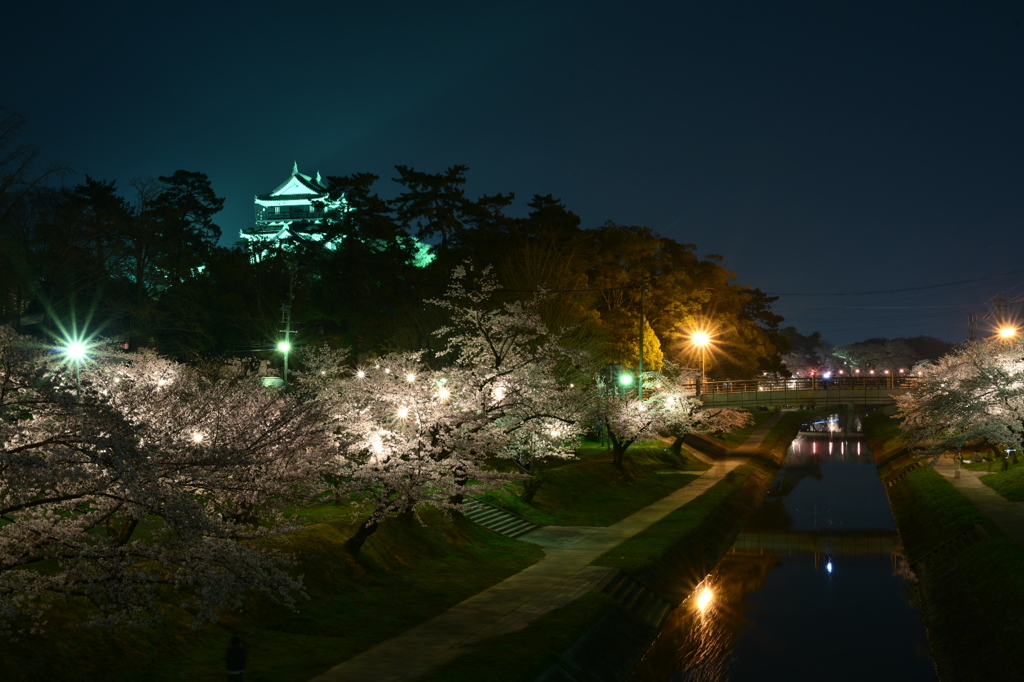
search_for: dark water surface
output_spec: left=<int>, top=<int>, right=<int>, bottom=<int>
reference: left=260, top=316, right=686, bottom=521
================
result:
left=632, top=414, right=936, bottom=682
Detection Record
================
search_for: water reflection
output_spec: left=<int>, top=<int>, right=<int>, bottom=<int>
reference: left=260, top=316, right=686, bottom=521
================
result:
left=632, top=416, right=934, bottom=681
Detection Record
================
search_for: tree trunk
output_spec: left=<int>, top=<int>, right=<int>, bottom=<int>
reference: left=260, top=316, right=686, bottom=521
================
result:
left=345, top=516, right=381, bottom=554
left=612, top=442, right=628, bottom=469
left=520, top=470, right=546, bottom=504
left=669, top=434, right=684, bottom=456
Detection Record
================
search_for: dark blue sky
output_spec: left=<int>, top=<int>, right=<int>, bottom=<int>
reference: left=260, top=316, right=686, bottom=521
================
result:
left=8, top=1, right=1024, bottom=344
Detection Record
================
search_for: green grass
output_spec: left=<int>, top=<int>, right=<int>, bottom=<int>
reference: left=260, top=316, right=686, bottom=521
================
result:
left=711, top=409, right=774, bottom=448
left=898, top=467, right=992, bottom=543
left=479, top=441, right=707, bottom=526
left=416, top=592, right=616, bottom=682
left=1, top=508, right=544, bottom=682
left=862, top=407, right=904, bottom=462
left=593, top=464, right=762, bottom=575
left=888, top=465, right=1024, bottom=678
left=980, top=460, right=1024, bottom=501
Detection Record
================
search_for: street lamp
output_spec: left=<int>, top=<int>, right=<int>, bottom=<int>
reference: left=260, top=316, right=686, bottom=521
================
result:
left=999, top=326, right=1017, bottom=339
left=277, top=340, right=291, bottom=385
left=691, top=331, right=711, bottom=383
left=62, top=339, right=89, bottom=398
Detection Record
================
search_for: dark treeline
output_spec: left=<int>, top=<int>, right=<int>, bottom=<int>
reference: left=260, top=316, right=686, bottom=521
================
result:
left=1, top=113, right=787, bottom=378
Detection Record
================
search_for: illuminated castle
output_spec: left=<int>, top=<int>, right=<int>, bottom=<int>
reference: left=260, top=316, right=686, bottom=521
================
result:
left=239, top=162, right=346, bottom=260
left=240, top=163, right=434, bottom=266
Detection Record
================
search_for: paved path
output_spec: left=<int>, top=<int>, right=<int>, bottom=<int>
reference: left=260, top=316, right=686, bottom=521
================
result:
left=934, top=455, right=1024, bottom=546
left=309, top=422, right=781, bottom=682
left=732, top=411, right=783, bottom=456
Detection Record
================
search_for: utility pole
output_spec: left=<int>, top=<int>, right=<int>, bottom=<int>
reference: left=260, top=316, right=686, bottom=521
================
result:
left=279, top=267, right=296, bottom=385
left=968, top=313, right=977, bottom=341
left=995, top=297, right=1007, bottom=327
left=638, top=274, right=646, bottom=400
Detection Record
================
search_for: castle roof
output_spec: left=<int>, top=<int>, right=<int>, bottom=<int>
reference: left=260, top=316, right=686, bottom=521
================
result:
left=256, top=163, right=327, bottom=201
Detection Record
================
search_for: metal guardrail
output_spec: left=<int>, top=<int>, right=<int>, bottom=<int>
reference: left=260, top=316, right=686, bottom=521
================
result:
left=694, top=375, right=919, bottom=395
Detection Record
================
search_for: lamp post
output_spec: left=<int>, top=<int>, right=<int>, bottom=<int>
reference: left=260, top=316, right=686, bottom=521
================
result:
left=277, top=340, right=291, bottom=385
left=619, top=371, right=634, bottom=399
left=691, top=331, right=711, bottom=386
left=999, top=326, right=1017, bottom=340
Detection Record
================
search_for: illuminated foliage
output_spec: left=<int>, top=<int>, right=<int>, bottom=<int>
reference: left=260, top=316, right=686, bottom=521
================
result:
left=897, top=338, right=1024, bottom=460
left=0, top=330, right=334, bottom=633
left=298, top=265, right=588, bottom=552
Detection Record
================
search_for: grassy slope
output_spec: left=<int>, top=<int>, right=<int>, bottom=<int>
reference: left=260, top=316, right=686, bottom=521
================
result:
left=890, top=466, right=1024, bottom=679
left=592, top=464, right=761, bottom=576
left=480, top=441, right=707, bottom=526
left=864, top=409, right=1024, bottom=679
left=979, top=462, right=1024, bottom=501
left=2, top=509, right=544, bottom=682
left=711, top=409, right=775, bottom=448
left=417, top=592, right=617, bottom=682
left=3, top=442, right=712, bottom=682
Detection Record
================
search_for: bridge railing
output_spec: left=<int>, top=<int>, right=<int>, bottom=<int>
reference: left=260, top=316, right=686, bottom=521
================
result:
left=697, top=375, right=920, bottom=395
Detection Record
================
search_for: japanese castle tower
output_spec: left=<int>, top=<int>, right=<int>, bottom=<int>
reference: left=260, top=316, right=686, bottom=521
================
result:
left=239, top=163, right=345, bottom=259
left=240, top=163, right=435, bottom=267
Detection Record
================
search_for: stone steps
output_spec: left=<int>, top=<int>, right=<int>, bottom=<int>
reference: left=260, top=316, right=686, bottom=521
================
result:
left=462, top=498, right=540, bottom=538
left=601, top=569, right=673, bottom=627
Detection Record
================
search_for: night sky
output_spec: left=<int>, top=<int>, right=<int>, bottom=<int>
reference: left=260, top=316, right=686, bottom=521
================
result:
left=8, top=1, right=1024, bottom=345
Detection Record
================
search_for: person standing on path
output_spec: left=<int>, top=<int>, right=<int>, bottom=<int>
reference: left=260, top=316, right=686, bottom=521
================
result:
left=226, top=634, right=247, bottom=681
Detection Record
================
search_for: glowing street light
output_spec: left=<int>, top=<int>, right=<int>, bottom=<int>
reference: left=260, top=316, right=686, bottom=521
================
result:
left=64, top=341, right=88, bottom=362
left=999, top=326, right=1017, bottom=339
left=696, top=585, right=714, bottom=612
left=691, top=331, right=712, bottom=383
left=61, top=338, right=90, bottom=398
left=277, top=340, right=292, bottom=385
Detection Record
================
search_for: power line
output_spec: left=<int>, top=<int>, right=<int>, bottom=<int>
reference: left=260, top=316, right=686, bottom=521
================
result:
left=766, top=268, right=1024, bottom=296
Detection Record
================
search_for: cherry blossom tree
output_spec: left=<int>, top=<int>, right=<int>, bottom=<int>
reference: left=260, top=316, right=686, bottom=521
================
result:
left=597, top=372, right=751, bottom=468
left=897, top=338, right=1024, bottom=463
left=0, top=329, right=334, bottom=633
left=298, top=265, right=588, bottom=552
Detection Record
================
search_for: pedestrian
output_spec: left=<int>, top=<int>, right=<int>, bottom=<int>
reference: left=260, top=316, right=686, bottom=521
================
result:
left=226, top=634, right=247, bottom=681
left=954, top=452, right=962, bottom=479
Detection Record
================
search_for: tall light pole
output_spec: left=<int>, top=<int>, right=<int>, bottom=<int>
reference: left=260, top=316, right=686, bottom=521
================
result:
left=692, top=331, right=711, bottom=384
left=277, top=340, right=291, bottom=385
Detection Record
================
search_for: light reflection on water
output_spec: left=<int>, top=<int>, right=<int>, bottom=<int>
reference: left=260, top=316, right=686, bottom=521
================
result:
left=631, top=415, right=935, bottom=682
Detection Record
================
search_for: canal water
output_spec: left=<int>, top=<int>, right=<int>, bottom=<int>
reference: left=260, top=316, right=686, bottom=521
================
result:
left=631, top=413, right=936, bottom=682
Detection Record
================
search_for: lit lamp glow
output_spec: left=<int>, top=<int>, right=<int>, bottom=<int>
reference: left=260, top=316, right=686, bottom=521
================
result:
left=691, top=331, right=712, bottom=383
left=277, top=340, right=291, bottom=385
left=696, top=585, right=714, bottom=612
left=64, top=341, right=88, bottom=362
left=999, top=326, right=1017, bottom=339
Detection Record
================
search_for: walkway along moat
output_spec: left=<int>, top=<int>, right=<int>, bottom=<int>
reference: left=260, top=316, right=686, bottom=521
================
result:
left=631, top=414, right=936, bottom=682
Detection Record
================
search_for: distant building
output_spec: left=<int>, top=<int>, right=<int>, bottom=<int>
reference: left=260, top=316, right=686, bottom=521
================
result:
left=239, top=162, right=346, bottom=261
left=240, top=162, right=435, bottom=267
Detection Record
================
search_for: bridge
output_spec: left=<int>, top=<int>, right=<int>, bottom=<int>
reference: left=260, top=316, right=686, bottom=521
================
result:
left=693, top=375, right=918, bottom=408
left=728, top=529, right=904, bottom=569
